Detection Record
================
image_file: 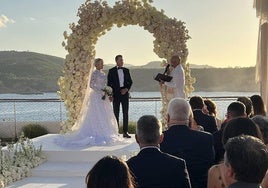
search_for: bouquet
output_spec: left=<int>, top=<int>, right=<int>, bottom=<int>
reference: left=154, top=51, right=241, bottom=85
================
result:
left=102, top=86, right=113, bottom=100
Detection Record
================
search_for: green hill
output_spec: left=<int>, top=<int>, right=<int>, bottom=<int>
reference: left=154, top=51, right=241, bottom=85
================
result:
left=0, top=51, right=260, bottom=93
left=0, top=51, right=64, bottom=93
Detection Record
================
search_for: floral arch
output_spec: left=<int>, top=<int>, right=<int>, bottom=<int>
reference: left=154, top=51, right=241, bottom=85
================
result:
left=58, top=0, right=195, bottom=132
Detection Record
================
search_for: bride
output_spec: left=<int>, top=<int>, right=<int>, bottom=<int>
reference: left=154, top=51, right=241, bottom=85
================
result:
left=55, top=58, right=123, bottom=147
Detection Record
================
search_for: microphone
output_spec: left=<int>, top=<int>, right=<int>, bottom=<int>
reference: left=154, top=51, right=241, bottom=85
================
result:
left=163, top=64, right=170, bottom=75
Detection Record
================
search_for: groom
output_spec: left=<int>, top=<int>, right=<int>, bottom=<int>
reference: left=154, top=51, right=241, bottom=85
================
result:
left=107, top=55, right=133, bottom=138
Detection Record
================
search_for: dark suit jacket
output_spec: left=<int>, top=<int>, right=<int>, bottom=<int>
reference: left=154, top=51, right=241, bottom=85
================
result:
left=107, top=66, right=132, bottom=97
left=127, top=147, right=191, bottom=188
left=229, top=181, right=261, bottom=188
left=213, top=122, right=227, bottom=164
left=160, top=125, right=215, bottom=188
left=193, top=109, right=218, bottom=134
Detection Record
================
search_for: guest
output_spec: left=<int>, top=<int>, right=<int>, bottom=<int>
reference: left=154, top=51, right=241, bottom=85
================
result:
left=161, top=55, right=185, bottom=99
left=250, top=95, right=268, bottom=144
left=207, top=117, right=263, bottom=188
left=213, top=101, right=247, bottom=164
left=204, top=98, right=222, bottom=130
left=251, top=115, right=268, bottom=145
left=160, top=98, right=214, bottom=188
left=107, top=55, right=133, bottom=138
left=250, top=94, right=266, bottom=116
left=127, top=115, right=191, bottom=188
left=86, top=155, right=135, bottom=188
left=237, top=96, right=253, bottom=117
left=189, top=95, right=217, bottom=134
left=224, top=135, right=268, bottom=188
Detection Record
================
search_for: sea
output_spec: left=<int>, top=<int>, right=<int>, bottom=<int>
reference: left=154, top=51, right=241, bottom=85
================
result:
left=0, top=91, right=260, bottom=123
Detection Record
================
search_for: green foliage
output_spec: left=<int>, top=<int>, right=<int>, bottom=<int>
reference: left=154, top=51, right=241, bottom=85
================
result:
left=119, top=121, right=136, bottom=134
left=22, top=124, right=48, bottom=139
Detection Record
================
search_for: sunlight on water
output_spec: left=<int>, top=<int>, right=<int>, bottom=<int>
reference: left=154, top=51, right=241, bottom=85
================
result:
left=0, top=91, right=260, bottom=122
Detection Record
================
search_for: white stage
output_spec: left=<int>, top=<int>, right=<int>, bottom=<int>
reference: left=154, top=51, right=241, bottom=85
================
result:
left=7, top=134, right=139, bottom=188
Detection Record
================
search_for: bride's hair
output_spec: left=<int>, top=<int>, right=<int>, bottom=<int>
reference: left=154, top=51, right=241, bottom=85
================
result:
left=94, top=58, right=103, bottom=67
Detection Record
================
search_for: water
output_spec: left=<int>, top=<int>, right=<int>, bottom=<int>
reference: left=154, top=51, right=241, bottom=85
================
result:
left=0, top=91, right=260, bottom=123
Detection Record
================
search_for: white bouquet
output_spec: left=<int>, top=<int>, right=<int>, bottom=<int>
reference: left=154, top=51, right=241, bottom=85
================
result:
left=102, top=86, right=113, bottom=100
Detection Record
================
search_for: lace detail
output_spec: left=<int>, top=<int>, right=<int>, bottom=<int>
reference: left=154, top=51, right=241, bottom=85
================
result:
left=55, top=69, right=125, bottom=147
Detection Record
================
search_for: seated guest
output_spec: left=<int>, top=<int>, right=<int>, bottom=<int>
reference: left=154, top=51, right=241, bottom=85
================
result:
left=208, top=118, right=263, bottom=188
left=204, top=98, right=222, bottom=130
left=160, top=98, right=214, bottom=188
left=252, top=115, right=268, bottom=145
left=224, top=135, right=268, bottom=188
left=250, top=94, right=266, bottom=116
left=237, top=96, right=253, bottom=117
left=250, top=95, right=268, bottom=145
left=86, top=155, right=135, bottom=188
left=189, top=95, right=217, bottom=133
left=213, top=101, right=247, bottom=164
left=127, top=115, right=191, bottom=188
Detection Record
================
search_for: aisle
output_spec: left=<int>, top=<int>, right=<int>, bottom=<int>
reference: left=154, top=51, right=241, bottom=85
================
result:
left=6, top=134, right=139, bottom=188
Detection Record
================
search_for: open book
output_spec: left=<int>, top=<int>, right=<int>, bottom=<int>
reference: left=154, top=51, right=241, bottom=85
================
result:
left=154, top=73, right=173, bottom=82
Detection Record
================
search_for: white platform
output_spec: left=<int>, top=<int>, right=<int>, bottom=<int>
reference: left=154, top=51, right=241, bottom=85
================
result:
left=6, top=134, right=139, bottom=188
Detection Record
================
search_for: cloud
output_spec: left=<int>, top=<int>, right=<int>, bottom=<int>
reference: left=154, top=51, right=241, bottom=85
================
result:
left=0, top=14, right=15, bottom=29
left=29, top=17, right=36, bottom=21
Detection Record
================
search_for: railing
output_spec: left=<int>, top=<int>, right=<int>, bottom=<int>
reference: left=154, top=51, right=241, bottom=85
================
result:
left=0, top=96, right=243, bottom=124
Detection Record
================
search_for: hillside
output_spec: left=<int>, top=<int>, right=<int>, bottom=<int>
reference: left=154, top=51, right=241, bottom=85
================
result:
left=0, top=51, right=260, bottom=93
left=0, top=51, right=64, bottom=93
left=128, top=67, right=259, bottom=92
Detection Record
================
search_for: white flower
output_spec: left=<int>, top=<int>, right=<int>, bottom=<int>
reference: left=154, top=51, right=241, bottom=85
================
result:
left=101, top=86, right=113, bottom=100
left=0, top=136, right=46, bottom=186
left=59, top=0, right=193, bottom=131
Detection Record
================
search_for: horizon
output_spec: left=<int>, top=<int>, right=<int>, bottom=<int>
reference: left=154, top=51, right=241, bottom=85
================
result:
left=0, top=50, right=257, bottom=68
left=0, top=0, right=259, bottom=68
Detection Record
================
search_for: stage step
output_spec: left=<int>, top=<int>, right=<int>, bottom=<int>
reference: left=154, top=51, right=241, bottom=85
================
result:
left=31, top=162, right=93, bottom=177
left=6, top=134, right=139, bottom=188
left=6, top=177, right=85, bottom=188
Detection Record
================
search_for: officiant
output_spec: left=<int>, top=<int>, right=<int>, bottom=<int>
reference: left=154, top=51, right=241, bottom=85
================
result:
left=160, top=55, right=186, bottom=99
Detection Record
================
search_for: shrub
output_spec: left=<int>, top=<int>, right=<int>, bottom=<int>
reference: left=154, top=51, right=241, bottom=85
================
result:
left=119, top=121, right=136, bottom=134
left=22, top=124, right=48, bottom=139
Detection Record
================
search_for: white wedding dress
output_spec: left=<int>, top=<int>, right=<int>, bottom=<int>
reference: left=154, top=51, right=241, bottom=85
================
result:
left=55, top=69, right=123, bottom=147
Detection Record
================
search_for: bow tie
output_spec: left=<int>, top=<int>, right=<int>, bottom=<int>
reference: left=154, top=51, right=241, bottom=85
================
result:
left=117, top=67, right=123, bottom=70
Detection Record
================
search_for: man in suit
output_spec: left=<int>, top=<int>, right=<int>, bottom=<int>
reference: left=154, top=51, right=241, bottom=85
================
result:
left=224, top=135, right=268, bottom=188
left=160, top=98, right=215, bottom=188
left=189, top=95, right=217, bottom=134
left=213, top=101, right=247, bottom=163
left=107, top=55, right=132, bottom=138
left=127, top=115, right=191, bottom=188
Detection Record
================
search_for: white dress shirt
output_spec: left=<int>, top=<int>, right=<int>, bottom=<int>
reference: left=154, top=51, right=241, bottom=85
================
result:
left=117, top=67, right=124, bottom=87
left=165, top=64, right=185, bottom=99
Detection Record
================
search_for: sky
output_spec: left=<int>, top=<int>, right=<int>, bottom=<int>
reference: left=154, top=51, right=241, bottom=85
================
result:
left=0, top=0, right=259, bottom=67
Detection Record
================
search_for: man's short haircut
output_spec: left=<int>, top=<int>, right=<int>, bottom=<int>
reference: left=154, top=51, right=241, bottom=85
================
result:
left=227, top=101, right=246, bottom=118
left=115, top=55, right=122, bottom=62
left=222, top=117, right=263, bottom=145
left=167, top=98, right=191, bottom=122
left=136, top=115, right=161, bottom=144
left=225, top=135, right=268, bottom=183
left=189, top=96, right=204, bottom=110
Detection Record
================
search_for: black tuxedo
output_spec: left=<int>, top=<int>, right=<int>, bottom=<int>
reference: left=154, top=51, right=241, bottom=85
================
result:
left=127, top=147, right=191, bottom=188
left=160, top=125, right=215, bottom=188
left=193, top=109, right=218, bottom=134
left=229, top=181, right=261, bottom=188
left=107, top=66, right=132, bottom=133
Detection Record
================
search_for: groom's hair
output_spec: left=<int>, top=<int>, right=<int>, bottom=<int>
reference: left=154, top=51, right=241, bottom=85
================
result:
left=136, top=115, right=162, bottom=144
left=115, top=55, right=122, bottom=62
